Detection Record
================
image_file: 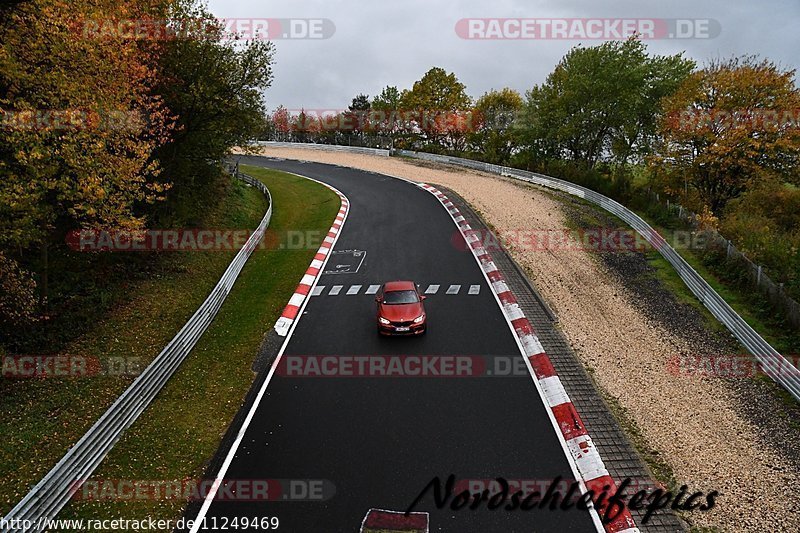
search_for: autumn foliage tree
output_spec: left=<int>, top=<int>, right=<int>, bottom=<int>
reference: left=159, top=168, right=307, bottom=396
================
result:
left=151, top=0, right=274, bottom=223
left=652, top=56, right=800, bottom=213
left=371, top=86, right=401, bottom=136
left=468, top=88, right=523, bottom=165
left=0, top=0, right=173, bottom=324
left=0, top=0, right=275, bottom=346
left=399, top=67, right=473, bottom=151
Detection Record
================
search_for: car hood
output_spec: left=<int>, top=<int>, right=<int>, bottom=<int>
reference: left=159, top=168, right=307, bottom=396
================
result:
left=379, top=302, right=424, bottom=322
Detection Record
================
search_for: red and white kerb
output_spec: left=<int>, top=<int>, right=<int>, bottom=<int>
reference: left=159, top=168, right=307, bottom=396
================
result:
left=274, top=188, right=350, bottom=337
left=418, top=183, right=640, bottom=533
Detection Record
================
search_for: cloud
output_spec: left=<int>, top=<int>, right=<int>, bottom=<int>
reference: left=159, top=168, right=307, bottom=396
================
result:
left=207, top=0, right=800, bottom=110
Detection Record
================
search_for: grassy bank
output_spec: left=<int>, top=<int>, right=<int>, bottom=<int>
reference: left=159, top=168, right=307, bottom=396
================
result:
left=635, top=208, right=799, bottom=356
left=0, top=167, right=340, bottom=527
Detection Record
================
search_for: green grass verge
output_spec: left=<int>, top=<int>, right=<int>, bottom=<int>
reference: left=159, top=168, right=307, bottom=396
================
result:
left=0, top=167, right=339, bottom=527
left=636, top=210, right=799, bottom=355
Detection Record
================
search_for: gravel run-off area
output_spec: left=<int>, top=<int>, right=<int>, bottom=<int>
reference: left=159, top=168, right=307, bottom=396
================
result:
left=234, top=146, right=800, bottom=532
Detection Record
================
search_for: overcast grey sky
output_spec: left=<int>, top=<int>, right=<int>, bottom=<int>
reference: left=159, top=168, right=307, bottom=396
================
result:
left=207, top=0, right=800, bottom=111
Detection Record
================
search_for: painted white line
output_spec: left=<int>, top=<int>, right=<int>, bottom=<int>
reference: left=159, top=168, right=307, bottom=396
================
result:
left=189, top=170, right=349, bottom=533
left=365, top=284, right=381, bottom=295
left=347, top=285, right=362, bottom=295
left=425, top=284, right=440, bottom=294
left=415, top=183, right=606, bottom=533
left=446, top=284, right=461, bottom=295
left=311, top=286, right=325, bottom=296
left=329, top=285, right=343, bottom=296
left=468, top=284, right=481, bottom=295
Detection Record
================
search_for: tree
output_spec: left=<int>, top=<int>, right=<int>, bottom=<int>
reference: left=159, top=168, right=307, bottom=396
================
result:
left=519, top=39, right=693, bottom=170
left=344, top=93, right=371, bottom=134
left=349, top=93, right=371, bottom=111
left=611, top=53, right=695, bottom=166
left=372, top=86, right=401, bottom=111
left=0, top=0, right=173, bottom=310
left=272, top=105, right=291, bottom=135
left=0, top=251, right=37, bottom=333
left=652, top=56, right=800, bottom=213
left=469, top=88, right=523, bottom=165
left=150, top=0, right=275, bottom=223
left=291, top=108, right=324, bottom=142
left=0, top=0, right=276, bottom=337
left=400, top=67, right=473, bottom=150
left=371, top=86, right=401, bottom=135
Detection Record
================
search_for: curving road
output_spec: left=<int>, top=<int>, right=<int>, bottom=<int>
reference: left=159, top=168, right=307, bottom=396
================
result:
left=188, top=157, right=599, bottom=532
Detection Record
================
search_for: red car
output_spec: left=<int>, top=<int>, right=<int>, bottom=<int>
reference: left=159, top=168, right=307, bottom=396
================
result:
left=376, top=281, right=427, bottom=335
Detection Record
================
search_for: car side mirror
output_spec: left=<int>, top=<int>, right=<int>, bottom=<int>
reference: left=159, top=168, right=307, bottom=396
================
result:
left=375, top=296, right=381, bottom=302
left=420, top=295, right=427, bottom=300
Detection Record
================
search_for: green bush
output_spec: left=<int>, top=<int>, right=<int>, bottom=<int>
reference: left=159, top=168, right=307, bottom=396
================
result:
left=720, top=183, right=800, bottom=300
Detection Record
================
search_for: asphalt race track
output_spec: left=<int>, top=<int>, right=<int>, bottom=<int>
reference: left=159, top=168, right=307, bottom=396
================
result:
left=190, top=157, right=600, bottom=532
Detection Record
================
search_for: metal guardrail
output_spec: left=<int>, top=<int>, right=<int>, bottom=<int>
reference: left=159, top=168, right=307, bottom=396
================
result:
left=394, top=149, right=800, bottom=402
left=254, top=140, right=390, bottom=157
left=1, top=170, right=273, bottom=532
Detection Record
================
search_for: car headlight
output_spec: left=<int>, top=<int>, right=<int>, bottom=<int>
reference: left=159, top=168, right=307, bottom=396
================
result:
left=413, top=314, right=425, bottom=324
left=379, top=317, right=391, bottom=325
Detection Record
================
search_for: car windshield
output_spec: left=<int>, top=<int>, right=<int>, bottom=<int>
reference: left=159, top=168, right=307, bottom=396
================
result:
left=382, top=290, right=419, bottom=304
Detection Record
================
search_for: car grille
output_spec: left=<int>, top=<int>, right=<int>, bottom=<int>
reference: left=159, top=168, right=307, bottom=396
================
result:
left=391, top=320, right=413, bottom=327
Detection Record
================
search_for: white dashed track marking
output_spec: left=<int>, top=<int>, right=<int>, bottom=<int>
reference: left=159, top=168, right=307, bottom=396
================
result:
left=310, top=283, right=481, bottom=296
